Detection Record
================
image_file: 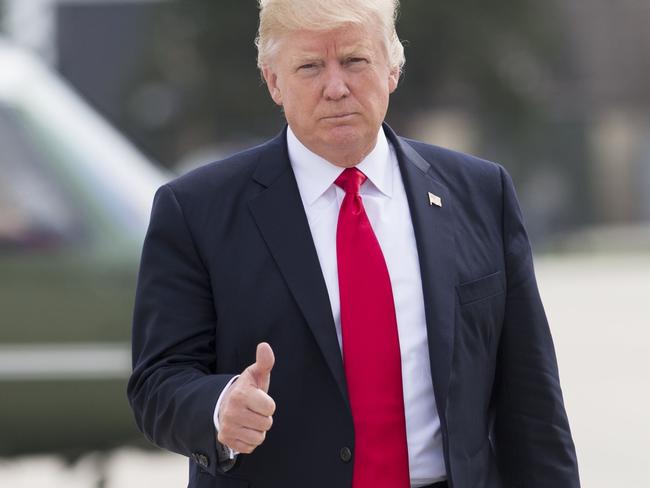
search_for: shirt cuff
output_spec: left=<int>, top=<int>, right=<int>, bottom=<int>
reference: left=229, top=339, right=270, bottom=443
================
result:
left=213, top=375, right=240, bottom=460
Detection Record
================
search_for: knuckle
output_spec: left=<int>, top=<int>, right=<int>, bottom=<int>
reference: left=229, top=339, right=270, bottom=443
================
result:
left=259, top=416, right=272, bottom=431
left=238, top=442, right=253, bottom=454
left=231, top=388, right=245, bottom=403
left=223, top=391, right=234, bottom=404
left=218, top=427, right=231, bottom=441
left=250, top=431, right=264, bottom=445
left=220, top=405, right=232, bottom=421
left=228, top=389, right=249, bottom=415
left=220, top=412, right=234, bottom=428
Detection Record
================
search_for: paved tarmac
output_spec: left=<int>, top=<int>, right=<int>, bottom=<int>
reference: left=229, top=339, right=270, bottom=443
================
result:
left=1, top=254, right=648, bottom=487
left=535, top=254, right=650, bottom=488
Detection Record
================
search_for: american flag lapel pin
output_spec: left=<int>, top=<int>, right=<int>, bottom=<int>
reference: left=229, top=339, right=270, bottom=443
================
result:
left=428, top=192, right=442, bottom=207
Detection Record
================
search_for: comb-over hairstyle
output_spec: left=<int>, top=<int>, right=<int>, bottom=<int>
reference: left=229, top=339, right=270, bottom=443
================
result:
left=256, top=0, right=405, bottom=73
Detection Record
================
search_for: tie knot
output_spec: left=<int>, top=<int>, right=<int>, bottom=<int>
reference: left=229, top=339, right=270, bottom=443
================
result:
left=335, top=167, right=367, bottom=195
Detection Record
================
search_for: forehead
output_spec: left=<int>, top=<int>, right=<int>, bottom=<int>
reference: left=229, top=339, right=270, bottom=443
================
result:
left=280, top=24, right=382, bottom=58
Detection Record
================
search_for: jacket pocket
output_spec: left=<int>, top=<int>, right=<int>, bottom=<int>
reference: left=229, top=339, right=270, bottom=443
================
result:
left=194, top=470, right=249, bottom=488
left=456, top=271, right=504, bottom=306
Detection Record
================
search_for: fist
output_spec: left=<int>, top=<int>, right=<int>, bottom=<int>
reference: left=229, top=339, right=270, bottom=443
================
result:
left=217, top=343, right=276, bottom=454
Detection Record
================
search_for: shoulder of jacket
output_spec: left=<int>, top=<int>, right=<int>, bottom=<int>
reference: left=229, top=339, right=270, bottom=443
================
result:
left=165, top=139, right=275, bottom=197
left=400, top=137, right=503, bottom=176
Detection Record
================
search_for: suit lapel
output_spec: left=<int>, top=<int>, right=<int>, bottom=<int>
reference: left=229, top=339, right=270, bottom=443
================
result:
left=386, top=124, right=457, bottom=420
left=248, top=130, right=349, bottom=408
left=247, top=126, right=457, bottom=417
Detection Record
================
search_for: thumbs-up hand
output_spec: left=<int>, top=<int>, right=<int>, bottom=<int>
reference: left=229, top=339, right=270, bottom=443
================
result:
left=247, top=342, right=274, bottom=393
left=217, top=343, right=276, bottom=454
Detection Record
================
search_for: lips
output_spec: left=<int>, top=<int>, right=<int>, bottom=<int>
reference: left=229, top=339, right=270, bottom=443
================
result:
left=322, top=112, right=356, bottom=120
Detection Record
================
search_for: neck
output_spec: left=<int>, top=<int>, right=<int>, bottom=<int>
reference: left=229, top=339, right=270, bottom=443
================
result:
left=311, top=138, right=378, bottom=168
left=286, top=125, right=383, bottom=168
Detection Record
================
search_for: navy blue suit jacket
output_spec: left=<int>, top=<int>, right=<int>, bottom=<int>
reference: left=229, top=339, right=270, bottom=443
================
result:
left=127, top=124, right=580, bottom=487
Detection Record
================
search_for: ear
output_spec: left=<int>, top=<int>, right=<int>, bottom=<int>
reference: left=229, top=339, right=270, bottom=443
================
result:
left=388, top=65, right=400, bottom=94
left=262, top=65, right=283, bottom=106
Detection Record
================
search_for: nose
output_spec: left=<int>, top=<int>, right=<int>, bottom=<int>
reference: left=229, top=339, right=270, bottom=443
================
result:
left=322, top=65, right=350, bottom=101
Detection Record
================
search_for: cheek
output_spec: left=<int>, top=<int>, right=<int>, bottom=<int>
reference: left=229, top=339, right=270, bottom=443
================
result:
left=290, top=93, right=319, bottom=121
left=357, top=75, right=390, bottom=106
left=363, top=88, right=389, bottom=116
left=283, top=99, right=315, bottom=131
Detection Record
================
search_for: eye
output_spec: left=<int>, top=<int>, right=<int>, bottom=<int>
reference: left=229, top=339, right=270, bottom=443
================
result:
left=297, top=62, right=320, bottom=72
left=346, top=57, right=368, bottom=65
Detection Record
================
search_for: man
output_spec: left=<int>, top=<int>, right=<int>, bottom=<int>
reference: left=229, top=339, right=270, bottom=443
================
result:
left=128, top=0, right=580, bottom=487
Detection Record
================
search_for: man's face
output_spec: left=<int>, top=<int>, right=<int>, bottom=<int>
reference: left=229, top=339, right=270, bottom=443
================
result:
left=262, top=24, right=399, bottom=167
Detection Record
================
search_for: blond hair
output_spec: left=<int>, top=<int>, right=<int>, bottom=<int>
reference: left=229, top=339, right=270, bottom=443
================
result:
left=256, top=0, right=405, bottom=73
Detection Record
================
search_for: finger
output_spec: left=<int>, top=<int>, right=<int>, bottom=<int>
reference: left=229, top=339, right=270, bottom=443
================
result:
left=219, top=386, right=274, bottom=426
left=246, top=389, right=276, bottom=417
left=220, top=403, right=273, bottom=433
left=234, top=426, right=267, bottom=447
left=218, top=425, right=267, bottom=453
left=234, top=409, right=274, bottom=432
left=252, top=413, right=273, bottom=432
left=217, top=423, right=264, bottom=451
left=227, top=437, right=259, bottom=454
left=217, top=431, right=258, bottom=454
left=251, top=342, right=274, bottom=392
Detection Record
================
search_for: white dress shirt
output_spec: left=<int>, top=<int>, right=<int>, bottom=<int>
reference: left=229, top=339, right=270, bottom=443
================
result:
left=215, top=126, right=446, bottom=486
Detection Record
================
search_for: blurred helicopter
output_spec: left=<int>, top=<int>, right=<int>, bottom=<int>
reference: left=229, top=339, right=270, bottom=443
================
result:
left=0, top=38, right=168, bottom=456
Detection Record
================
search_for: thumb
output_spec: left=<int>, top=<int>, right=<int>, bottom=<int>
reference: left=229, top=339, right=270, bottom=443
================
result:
left=249, top=342, right=274, bottom=393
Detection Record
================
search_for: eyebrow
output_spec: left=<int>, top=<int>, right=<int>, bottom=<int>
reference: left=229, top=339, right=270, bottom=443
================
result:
left=290, top=46, right=374, bottom=64
left=290, top=55, right=322, bottom=64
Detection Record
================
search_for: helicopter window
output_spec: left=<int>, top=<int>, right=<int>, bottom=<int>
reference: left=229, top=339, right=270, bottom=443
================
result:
left=0, top=104, right=85, bottom=252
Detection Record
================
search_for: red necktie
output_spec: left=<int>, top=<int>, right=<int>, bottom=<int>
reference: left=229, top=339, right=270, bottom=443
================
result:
left=335, top=167, right=410, bottom=488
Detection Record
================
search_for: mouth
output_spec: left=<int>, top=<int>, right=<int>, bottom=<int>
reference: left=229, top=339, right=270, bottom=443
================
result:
left=322, top=112, right=357, bottom=121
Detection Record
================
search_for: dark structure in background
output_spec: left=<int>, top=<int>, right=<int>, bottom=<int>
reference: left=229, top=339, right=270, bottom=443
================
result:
left=57, top=2, right=154, bottom=137
left=11, top=0, right=650, bottom=246
left=57, top=1, right=281, bottom=168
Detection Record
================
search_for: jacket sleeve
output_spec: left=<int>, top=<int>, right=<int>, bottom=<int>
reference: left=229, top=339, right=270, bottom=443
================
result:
left=492, top=166, right=581, bottom=487
left=127, top=184, right=234, bottom=476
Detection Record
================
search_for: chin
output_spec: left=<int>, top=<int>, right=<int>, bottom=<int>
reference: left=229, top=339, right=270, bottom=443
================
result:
left=323, top=125, right=365, bottom=146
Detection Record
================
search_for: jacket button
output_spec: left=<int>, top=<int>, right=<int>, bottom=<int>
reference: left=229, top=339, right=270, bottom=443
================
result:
left=192, top=452, right=210, bottom=468
left=340, top=446, right=352, bottom=463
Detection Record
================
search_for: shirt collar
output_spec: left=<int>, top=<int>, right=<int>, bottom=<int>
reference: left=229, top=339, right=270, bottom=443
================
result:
left=287, top=125, right=393, bottom=206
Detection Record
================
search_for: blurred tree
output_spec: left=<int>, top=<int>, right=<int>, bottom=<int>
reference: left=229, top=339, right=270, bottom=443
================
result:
left=117, top=0, right=593, bottom=238
left=120, top=0, right=565, bottom=168
left=389, top=0, right=594, bottom=228
left=117, top=1, right=283, bottom=170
